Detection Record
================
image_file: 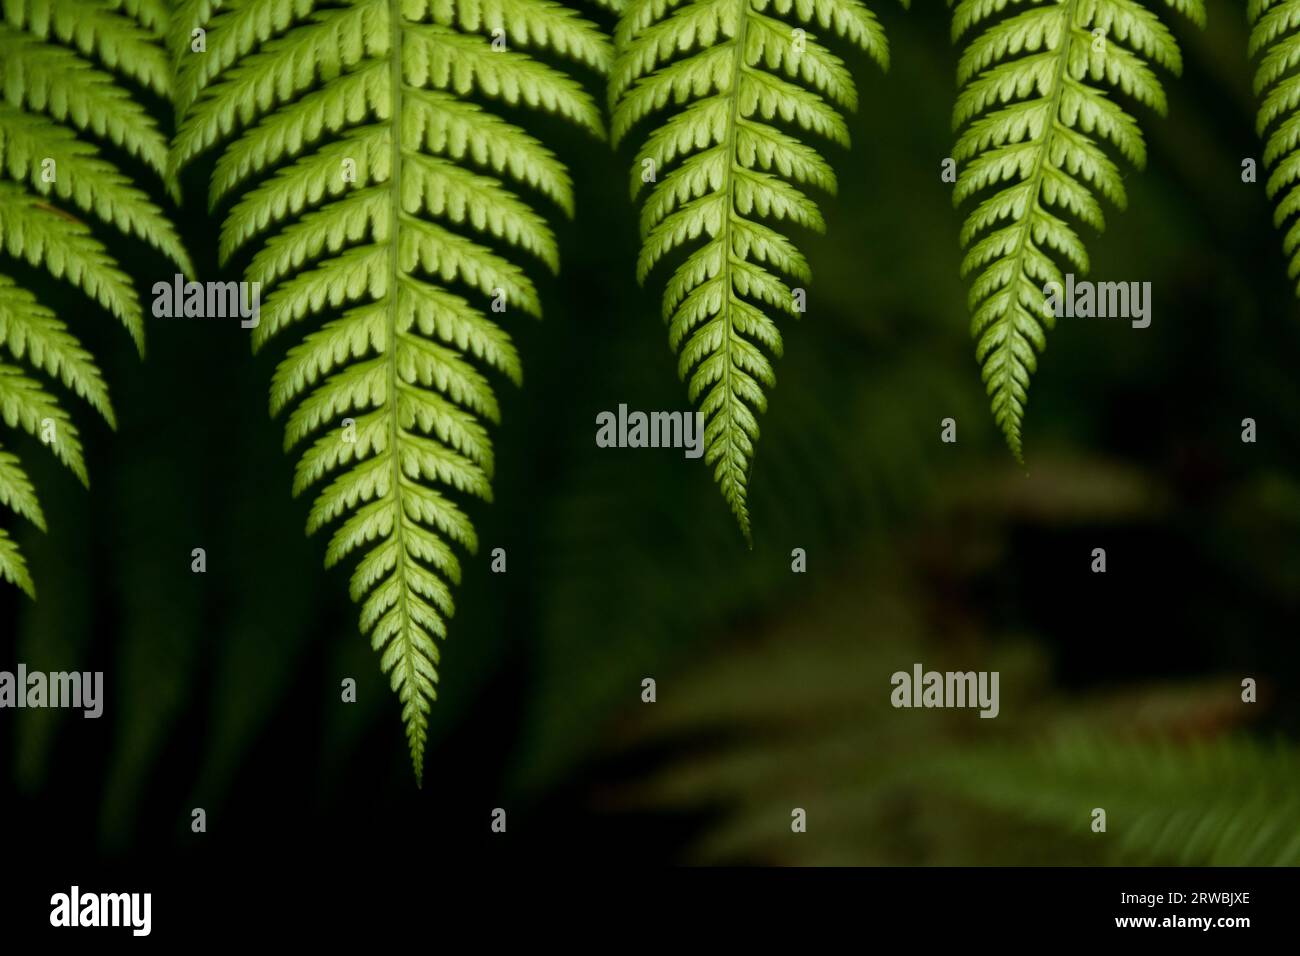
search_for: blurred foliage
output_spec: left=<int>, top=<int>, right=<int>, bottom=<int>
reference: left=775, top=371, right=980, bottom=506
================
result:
left=937, top=732, right=1300, bottom=866
left=591, top=548, right=1294, bottom=865
left=0, top=0, right=1298, bottom=865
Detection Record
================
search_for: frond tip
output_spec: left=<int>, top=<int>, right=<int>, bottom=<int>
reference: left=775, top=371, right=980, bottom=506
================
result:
left=175, top=0, right=610, bottom=781
left=611, top=0, right=891, bottom=539
left=949, top=0, right=1204, bottom=459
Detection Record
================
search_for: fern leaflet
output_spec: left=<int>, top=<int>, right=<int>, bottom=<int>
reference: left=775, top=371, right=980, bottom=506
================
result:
left=0, top=0, right=190, bottom=594
left=949, top=0, right=1202, bottom=460
left=1248, top=0, right=1300, bottom=296
left=610, top=0, right=899, bottom=540
left=173, top=0, right=613, bottom=781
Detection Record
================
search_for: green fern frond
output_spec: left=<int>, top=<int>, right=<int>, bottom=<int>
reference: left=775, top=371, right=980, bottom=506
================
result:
left=1248, top=0, right=1300, bottom=296
left=611, top=0, right=900, bottom=540
left=174, top=0, right=612, bottom=782
left=0, top=0, right=188, bottom=596
left=949, top=0, right=1202, bottom=460
left=937, top=732, right=1300, bottom=865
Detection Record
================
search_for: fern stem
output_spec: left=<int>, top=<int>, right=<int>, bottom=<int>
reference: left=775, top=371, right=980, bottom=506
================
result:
left=990, top=0, right=1076, bottom=463
left=386, top=0, right=423, bottom=785
left=718, top=0, right=754, bottom=543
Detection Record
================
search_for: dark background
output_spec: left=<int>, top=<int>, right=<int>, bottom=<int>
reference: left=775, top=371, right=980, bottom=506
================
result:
left=1, top=0, right=1297, bottom=870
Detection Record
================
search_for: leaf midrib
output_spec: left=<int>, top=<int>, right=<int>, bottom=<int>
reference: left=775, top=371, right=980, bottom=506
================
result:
left=716, top=0, right=753, bottom=542
left=385, top=0, right=422, bottom=780
left=986, top=0, right=1078, bottom=459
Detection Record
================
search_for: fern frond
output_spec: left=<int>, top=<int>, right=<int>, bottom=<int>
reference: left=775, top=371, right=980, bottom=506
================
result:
left=1248, top=0, right=1300, bottom=296
left=0, top=0, right=188, bottom=596
left=949, top=0, right=1202, bottom=460
left=175, top=0, right=611, bottom=781
left=611, top=0, right=897, bottom=540
left=937, top=731, right=1300, bottom=865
